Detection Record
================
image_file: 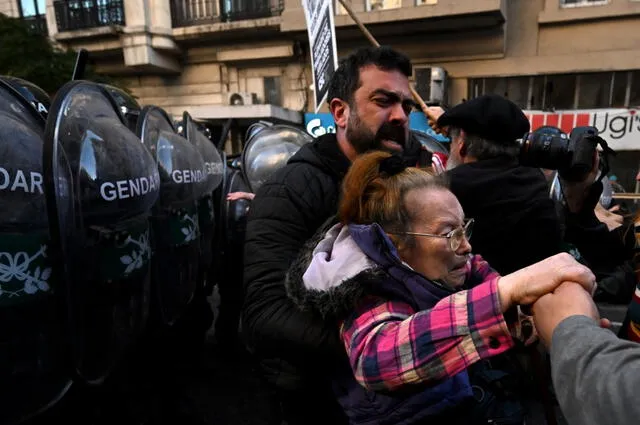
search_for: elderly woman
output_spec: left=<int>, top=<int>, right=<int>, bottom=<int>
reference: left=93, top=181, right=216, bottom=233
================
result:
left=285, top=151, right=596, bottom=425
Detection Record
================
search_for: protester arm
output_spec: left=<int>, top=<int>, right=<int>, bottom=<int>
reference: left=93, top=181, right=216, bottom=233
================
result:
left=551, top=315, right=640, bottom=425
left=340, top=278, right=513, bottom=392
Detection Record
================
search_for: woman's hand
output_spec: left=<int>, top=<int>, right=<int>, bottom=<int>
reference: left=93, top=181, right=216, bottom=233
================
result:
left=227, top=191, right=255, bottom=201
left=497, top=253, right=596, bottom=312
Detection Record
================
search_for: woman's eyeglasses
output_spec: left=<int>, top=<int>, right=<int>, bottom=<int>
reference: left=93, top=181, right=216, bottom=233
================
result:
left=391, top=218, right=474, bottom=251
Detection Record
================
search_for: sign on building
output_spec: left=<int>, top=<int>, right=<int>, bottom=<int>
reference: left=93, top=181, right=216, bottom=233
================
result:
left=525, top=109, right=640, bottom=151
left=302, top=0, right=339, bottom=112
left=304, top=112, right=450, bottom=142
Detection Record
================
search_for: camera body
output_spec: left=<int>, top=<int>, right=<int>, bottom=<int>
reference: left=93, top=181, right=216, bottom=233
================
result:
left=519, top=126, right=601, bottom=182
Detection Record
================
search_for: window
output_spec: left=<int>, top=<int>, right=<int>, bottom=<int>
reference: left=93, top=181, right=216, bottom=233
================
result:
left=415, top=68, right=432, bottom=102
left=416, top=0, right=437, bottom=5
left=19, top=0, right=45, bottom=17
left=530, top=76, right=545, bottom=110
left=263, top=76, right=282, bottom=106
left=611, top=72, right=629, bottom=108
left=18, top=0, right=47, bottom=33
left=544, top=74, right=577, bottom=110
left=469, top=71, right=640, bottom=110
left=560, top=0, right=609, bottom=7
left=366, top=0, right=401, bottom=12
left=578, top=72, right=611, bottom=109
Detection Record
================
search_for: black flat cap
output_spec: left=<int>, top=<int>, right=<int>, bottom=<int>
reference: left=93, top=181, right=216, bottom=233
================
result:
left=437, top=94, right=530, bottom=145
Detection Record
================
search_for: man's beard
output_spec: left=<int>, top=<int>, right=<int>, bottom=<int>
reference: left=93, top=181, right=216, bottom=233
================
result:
left=346, top=111, right=407, bottom=154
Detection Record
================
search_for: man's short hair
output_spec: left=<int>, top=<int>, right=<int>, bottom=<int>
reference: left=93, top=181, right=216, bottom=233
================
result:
left=327, top=46, right=412, bottom=106
left=450, top=127, right=520, bottom=160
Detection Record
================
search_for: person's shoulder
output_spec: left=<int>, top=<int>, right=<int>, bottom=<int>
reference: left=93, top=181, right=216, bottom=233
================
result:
left=253, top=160, right=336, bottom=204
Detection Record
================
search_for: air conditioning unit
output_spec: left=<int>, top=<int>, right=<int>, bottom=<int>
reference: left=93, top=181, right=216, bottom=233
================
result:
left=228, top=92, right=259, bottom=105
left=414, top=66, right=448, bottom=105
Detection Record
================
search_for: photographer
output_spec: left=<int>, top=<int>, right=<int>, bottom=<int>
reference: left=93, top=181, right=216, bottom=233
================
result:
left=428, top=95, right=563, bottom=276
left=541, top=129, right=637, bottom=305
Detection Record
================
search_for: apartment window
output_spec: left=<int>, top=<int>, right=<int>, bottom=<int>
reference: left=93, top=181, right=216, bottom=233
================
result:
left=415, top=68, right=432, bottom=102
left=577, top=72, right=611, bottom=109
left=18, top=0, right=47, bottom=33
left=560, top=0, right=609, bottom=7
left=416, top=0, right=437, bottom=5
left=263, top=76, right=282, bottom=106
left=611, top=72, right=629, bottom=107
left=366, top=0, right=401, bottom=12
left=544, top=74, right=577, bottom=110
left=470, top=71, right=640, bottom=110
left=530, top=76, right=545, bottom=110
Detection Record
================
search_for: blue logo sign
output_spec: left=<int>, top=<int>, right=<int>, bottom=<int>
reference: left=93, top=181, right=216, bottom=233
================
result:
left=304, top=112, right=450, bottom=142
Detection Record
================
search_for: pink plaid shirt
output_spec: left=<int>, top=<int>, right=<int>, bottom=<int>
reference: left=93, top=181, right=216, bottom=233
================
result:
left=339, top=255, right=514, bottom=392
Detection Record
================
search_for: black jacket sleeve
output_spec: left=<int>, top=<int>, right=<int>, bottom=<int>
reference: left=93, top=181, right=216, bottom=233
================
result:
left=242, top=163, right=344, bottom=363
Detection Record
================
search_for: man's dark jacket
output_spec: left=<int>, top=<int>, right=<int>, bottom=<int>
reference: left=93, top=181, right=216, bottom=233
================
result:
left=242, top=133, right=350, bottom=391
left=446, top=157, right=562, bottom=275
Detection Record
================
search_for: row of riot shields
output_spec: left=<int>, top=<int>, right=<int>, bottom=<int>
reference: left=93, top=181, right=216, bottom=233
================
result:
left=0, top=72, right=450, bottom=424
left=0, top=75, right=317, bottom=425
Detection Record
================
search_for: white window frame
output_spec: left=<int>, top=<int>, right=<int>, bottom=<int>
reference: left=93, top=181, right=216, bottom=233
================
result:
left=416, top=0, right=438, bottom=6
left=560, top=0, right=609, bottom=9
left=365, top=0, right=401, bottom=12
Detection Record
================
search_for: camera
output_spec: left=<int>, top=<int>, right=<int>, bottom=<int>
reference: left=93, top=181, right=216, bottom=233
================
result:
left=519, top=126, right=612, bottom=182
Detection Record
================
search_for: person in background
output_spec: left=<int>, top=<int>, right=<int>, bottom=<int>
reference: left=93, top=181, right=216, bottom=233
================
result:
left=428, top=95, right=563, bottom=276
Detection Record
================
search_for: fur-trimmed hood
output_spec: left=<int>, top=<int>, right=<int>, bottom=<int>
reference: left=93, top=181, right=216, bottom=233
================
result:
left=285, top=220, right=390, bottom=320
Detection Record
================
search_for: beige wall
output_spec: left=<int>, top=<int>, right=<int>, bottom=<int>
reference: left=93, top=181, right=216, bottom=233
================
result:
left=400, top=0, right=640, bottom=104
left=122, top=60, right=308, bottom=117
left=47, top=0, right=640, bottom=113
left=0, top=0, right=18, bottom=17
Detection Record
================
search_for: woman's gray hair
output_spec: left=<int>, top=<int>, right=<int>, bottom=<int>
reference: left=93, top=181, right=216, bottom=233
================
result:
left=450, top=127, right=520, bottom=160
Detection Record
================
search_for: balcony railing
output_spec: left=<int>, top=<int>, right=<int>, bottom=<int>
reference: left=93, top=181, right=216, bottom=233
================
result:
left=170, top=0, right=284, bottom=27
left=171, top=0, right=220, bottom=27
left=222, top=0, right=284, bottom=21
left=21, top=14, right=48, bottom=35
left=54, top=0, right=125, bottom=32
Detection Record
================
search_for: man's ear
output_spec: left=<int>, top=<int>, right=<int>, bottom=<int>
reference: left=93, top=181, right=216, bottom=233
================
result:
left=330, top=98, right=349, bottom=129
left=458, top=129, right=468, bottom=158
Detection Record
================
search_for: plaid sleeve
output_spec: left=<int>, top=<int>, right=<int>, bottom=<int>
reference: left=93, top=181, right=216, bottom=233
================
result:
left=339, top=277, right=513, bottom=392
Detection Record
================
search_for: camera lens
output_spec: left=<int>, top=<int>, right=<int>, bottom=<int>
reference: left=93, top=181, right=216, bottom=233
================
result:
left=519, top=133, right=569, bottom=170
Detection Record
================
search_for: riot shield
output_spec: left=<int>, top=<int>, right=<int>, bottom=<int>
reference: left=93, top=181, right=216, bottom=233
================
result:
left=43, top=81, right=159, bottom=385
left=103, top=84, right=141, bottom=133
left=241, top=123, right=313, bottom=193
left=137, top=106, right=205, bottom=326
left=0, top=79, right=72, bottom=425
left=183, top=112, right=223, bottom=279
left=411, top=129, right=449, bottom=154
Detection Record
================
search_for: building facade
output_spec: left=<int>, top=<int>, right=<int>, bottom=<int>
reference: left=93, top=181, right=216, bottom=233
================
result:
left=3, top=0, right=640, bottom=178
left=4, top=0, right=638, bottom=112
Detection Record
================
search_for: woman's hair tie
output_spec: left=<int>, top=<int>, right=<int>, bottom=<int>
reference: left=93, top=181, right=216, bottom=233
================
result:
left=379, top=154, right=407, bottom=176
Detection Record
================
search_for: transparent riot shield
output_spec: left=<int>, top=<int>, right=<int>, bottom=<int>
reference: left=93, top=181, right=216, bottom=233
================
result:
left=241, top=123, right=313, bottom=193
left=183, top=112, right=223, bottom=288
left=0, top=79, right=71, bottom=425
left=137, top=106, right=205, bottom=326
left=43, top=81, right=159, bottom=385
left=411, top=129, right=449, bottom=155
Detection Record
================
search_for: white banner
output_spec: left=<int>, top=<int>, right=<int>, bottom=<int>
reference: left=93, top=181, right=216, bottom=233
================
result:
left=302, top=0, right=339, bottom=112
left=525, top=109, right=640, bottom=151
